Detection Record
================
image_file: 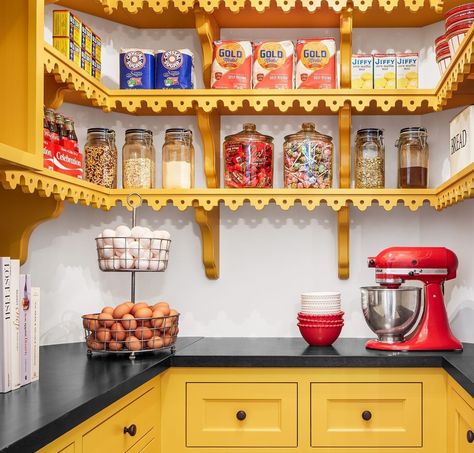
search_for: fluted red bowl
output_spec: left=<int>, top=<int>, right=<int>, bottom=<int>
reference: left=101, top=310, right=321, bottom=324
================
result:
left=298, top=323, right=343, bottom=346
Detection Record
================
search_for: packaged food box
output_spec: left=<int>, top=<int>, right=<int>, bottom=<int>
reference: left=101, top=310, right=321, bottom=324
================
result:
left=211, top=40, right=252, bottom=89
left=373, top=53, right=396, bottom=89
left=351, top=54, right=373, bottom=89
left=54, top=146, right=83, bottom=179
left=450, top=105, right=474, bottom=176
left=252, top=41, right=294, bottom=89
left=295, top=38, right=336, bottom=89
left=155, top=49, right=194, bottom=89
left=81, top=50, right=92, bottom=76
left=396, top=53, right=418, bottom=89
left=120, top=48, right=155, bottom=89
left=53, top=10, right=81, bottom=47
left=81, top=23, right=93, bottom=56
left=92, top=59, right=101, bottom=80
left=53, top=37, right=81, bottom=66
left=92, top=33, right=101, bottom=62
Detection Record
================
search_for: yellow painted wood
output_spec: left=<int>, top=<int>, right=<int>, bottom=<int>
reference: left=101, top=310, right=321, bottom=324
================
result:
left=0, top=188, right=63, bottom=264
left=196, top=110, right=220, bottom=188
left=195, top=10, right=220, bottom=89
left=311, top=382, right=422, bottom=447
left=186, top=382, right=297, bottom=447
left=194, top=205, right=220, bottom=279
left=161, top=367, right=447, bottom=453
left=448, top=386, right=474, bottom=453
left=58, top=443, right=75, bottom=453
left=39, top=375, right=160, bottom=453
left=338, top=207, right=350, bottom=278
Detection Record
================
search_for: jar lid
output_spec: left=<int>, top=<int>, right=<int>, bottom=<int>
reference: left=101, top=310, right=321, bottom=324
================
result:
left=225, top=123, right=273, bottom=142
left=284, top=122, right=332, bottom=142
left=400, top=127, right=427, bottom=134
left=125, top=128, right=148, bottom=134
left=87, top=127, right=109, bottom=133
left=166, top=128, right=192, bottom=134
left=356, top=128, right=384, bottom=136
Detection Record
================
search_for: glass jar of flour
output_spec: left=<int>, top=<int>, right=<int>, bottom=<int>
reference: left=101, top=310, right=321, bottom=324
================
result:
left=162, top=128, right=194, bottom=189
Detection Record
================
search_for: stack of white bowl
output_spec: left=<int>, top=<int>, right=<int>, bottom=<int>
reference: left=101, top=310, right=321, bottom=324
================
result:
left=300, top=292, right=342, bottom=314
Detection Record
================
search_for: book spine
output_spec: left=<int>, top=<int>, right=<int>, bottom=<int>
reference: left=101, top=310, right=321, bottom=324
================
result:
left=31, top=287, right=40, bottom=382
left=20, top=274, right=31, bottom=386
left=10, top=260, right=21, bottom=390
left=0, top=258, right=12, bottom=393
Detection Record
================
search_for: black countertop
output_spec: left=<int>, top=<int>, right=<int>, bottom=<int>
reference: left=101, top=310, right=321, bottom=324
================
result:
left=2, top=337, right=474, bottom=452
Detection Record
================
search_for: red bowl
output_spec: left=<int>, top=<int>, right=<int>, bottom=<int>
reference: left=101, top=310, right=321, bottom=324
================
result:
left=298, top=311, right=344, bottom=319
left=297, top=315, right=344, bottom=322
left=298, top=323, right=343, bottom=346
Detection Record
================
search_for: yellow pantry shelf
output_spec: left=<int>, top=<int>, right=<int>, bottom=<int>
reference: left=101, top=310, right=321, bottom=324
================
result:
left=52, top=0, right=467, bottom=27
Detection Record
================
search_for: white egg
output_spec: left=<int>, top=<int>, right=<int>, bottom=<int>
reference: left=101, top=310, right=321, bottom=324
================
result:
left=128, top=240, right=140, bottom=258
left=158, top=250, right=168, bottom=261
left=111, top=257, right=121, bottom=270
left=102, top=229, right=116, bottom=245
left=139, top=249, right=152, bottom=260
left=141, top=227, right=152, bottom=237
left=153, top=230, right=167, bottom=239
left=136, top=259, right=150, bottom=270
left=139, top=237, right=151, bottom=249
left=101, top=245, right=114, bottom=259
left=115, top=225, right=131, bottom=237
left=96, top=233, right=104, bottom=248
left=126, top=237, right=135, bottom=246
left=150, top=239, right=161, bottom=251
left=113, top=237, right=127, bottom=253
left=119, top=252, right=134, bottom=269
left=99, top=259, right=107, bottom=271
left=149, top=260, right=159, bottom=271
left=131, top=226, right=144, bottom=239
left=158, top=261, right=166, bottom=271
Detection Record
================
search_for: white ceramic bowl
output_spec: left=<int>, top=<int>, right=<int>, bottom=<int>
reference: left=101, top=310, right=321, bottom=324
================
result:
left=300, top=309, right=343, bottom=314
left=301, top=292, right=341, bottom=298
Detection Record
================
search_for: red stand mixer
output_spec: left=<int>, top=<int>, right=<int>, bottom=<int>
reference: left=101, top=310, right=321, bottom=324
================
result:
left=362, top=246, right=462, bottom=351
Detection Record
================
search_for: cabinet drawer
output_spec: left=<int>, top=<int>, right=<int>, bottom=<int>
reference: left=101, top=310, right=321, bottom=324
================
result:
left=83, top=387, right=156, bottom=453
left=311, top=382, right=422, bottom=447
left=58, top=444, right=75, bottom=453
left=449, top=387, right=474, bottom=452
left=186, top=382, right=298, bottom=447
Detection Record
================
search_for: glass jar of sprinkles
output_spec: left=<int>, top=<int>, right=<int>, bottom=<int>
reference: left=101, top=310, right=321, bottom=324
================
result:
left=84, top=128, right=117, bottom=188
left=355, top=128, right=385, bottom=189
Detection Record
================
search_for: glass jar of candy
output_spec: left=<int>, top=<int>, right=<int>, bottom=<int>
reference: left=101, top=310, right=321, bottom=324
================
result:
left=283, top=123, right=333, bottom=188
left=224, top=123, right=273, bottom=188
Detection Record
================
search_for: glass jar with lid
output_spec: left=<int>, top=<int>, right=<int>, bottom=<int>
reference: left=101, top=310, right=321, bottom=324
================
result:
left=162, top=128, right=194, bottom=189
left=84, top=128, right=118, bottom=188
left=284, top=122, right=333, bottom=188
left=397, top=127, right=429, bottom=188
left=355, top=128, right=385, bottom=188
left=122, top=128, right=155, bottom=189
left=224, top=123, right=273, bottom=188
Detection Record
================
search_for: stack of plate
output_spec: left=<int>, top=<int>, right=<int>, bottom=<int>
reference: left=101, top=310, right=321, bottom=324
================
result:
left=300, top=292, right=341, bottom=314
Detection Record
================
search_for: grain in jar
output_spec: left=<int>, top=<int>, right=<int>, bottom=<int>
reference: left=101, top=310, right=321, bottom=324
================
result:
left=84, top=128, right=117, bottom=188
left=355, top=128, right=385, bottom=188
left=162, top=128, right=194, bottom=189
left=122, top=129, right=155, bottom=188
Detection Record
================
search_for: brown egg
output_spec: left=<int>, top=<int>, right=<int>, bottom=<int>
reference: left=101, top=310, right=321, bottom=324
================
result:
left=86, top=335, right=105, bottom=351
left=134, top=307, right=153, bottom=319
left=125, top=301, right=134, bottom=309
left=135, top=326, right=153, bottom=340
left=169, top=308, right=179, bottom=319
left=151, top=309, right=165, bottom=328
left=125, top=335, right=142, bottom=351
left=162, top=317, right=174, bottom=329
left=110, top=322, right=126, bottom=341
left=130, top=302, right=149, bottom=316
left=98, top=312, right=114, bottom=328
left=113, top=303, right=131, bottom=319
left=95, top=327, right=111, bottom=343
left=168, top=325, right=179, bottom=336
left=88, top=314, right=100, bottom=331
left=108, top=340, right=123, bottom=351
left=82, top=315, right=93, bottom=329
left=101, top=306, right=114, bottom=314
left=162, top=335, right=174, bottom=347
left=147, top=336, right=164, bottom=349
left=121, top=314, right=137, bottom=332
left=142, top=320, right=152, bottom=328
left=153, top=302, right=170, bottom=316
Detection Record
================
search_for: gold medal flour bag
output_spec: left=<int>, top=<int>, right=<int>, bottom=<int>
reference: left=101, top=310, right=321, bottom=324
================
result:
left=252, top=41, right=295, bottom=89
left=211, top=40, right=252, bottom=89
left=296, top=38, right=336, bottom=89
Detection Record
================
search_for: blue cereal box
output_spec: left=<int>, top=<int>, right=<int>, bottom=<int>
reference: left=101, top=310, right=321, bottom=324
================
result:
left=155, top=49, right=194, bottom=89
left=120, top=48, right=155, bottom=89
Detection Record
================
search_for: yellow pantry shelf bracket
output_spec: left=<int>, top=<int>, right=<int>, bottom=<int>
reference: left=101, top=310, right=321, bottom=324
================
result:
left=0, top=187, right=63, bottom=264
left=194, top=204, right=220, bottom=279
left=195, top=9, right=220, bottom=88
left=44, top=73, right=68, bottom=109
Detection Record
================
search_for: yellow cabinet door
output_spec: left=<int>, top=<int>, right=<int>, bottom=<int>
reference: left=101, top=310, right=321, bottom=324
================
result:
left=448, top=387, right=474, bottom=452
left=186, top=382, right=298, bottom=447
left=311, top=382, right=422, bottom=447
left=57, top=443, right=75, bottom=453
left=82, top=387, right=156, bottom=453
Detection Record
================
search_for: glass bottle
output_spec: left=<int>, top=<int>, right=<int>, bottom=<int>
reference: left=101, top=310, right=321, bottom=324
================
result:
left=55, top=113, right=67, bottom=145
left=162, top=128, right=194, bottom=189
left=84, top=128, right=117, bottom=188
left=122, top=128, right=155, bottom=189
left=107, top=129, right=118, bottom=189
left=355, top=128, right=385, bottom=188
left=397, top=127, right=429, bottom=188
left=283, top=123, right=333, bottom=188
left=64, top=118, right=79, bottom=152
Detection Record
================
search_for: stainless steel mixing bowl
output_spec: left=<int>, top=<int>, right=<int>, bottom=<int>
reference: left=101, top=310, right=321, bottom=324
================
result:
left=361, top=286, right=422, bottom=343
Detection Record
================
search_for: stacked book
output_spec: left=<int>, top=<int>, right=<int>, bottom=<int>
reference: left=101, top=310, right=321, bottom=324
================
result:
left=0, top=257, right=40, bottom=393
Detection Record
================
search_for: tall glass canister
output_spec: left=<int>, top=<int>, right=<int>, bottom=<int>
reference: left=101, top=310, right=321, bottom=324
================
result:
left=84, top=128, right=117, bottom=188
left=397, top=127, right=429, bottom=188
left=162, top=128, right=194, bottom=189
left=355, top=128, right=385, bottom=188
left=122, top=128, right=155, bottom=189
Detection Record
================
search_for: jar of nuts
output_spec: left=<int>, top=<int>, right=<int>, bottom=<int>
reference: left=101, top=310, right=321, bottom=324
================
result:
left=355, top=128, right=385, bottom=189
left=84, top=128, right=118, bottom=188
left=122, top=129, right=155, bottom=189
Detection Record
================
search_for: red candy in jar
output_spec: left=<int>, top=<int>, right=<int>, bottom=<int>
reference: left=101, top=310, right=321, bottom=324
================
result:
left=224, top=123, right=274, bottom=188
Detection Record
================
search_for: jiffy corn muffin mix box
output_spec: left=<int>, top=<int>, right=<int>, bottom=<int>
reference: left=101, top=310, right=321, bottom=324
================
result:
left=396, top=53, right=418, bottom=89
left=351, top=54, right=373, bottom=89
left=373, top=53, right=396, bottom=89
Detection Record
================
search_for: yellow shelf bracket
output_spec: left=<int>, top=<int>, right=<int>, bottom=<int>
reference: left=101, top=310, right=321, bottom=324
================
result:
left=194, top=9, right=220, bottom=88
left=340, top=7, right=353, bottom=90
left=0, top=187, right=63, bottom=264
left=44, top=73, right=68, bottom=109
left=194, top=204, right=220, bottom=279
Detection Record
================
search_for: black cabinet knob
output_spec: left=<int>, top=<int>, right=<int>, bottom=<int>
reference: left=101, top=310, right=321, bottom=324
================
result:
left=124, top=424, right=137, bottom=437
left=236, top=410, right=247, bottom=421
left=467, top=430, right=474, bottom=443
left=362, top=410, right=372, bottom=421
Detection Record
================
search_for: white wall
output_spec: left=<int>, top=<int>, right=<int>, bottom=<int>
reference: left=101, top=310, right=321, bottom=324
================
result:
left=34, top=7, right=474, bottom=346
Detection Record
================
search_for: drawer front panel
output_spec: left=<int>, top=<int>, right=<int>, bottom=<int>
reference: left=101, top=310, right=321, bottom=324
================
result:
left=449, top=387, right=474, bottom=453
left=186, top=382, right=298, bottom=447
left=311, top=382, right=422, bottom=447
left=83, top=388, right=156, bottom=453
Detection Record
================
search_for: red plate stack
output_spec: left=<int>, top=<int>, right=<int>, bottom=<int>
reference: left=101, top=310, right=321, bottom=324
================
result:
left=445, top=3, right=474, bottom=56
left=435, top=34, right=451, bottom=74
left=297, top=292, right=344, bottom=346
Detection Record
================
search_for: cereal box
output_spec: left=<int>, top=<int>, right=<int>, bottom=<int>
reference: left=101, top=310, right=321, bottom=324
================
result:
left=252, top=41, right=294, bottom=89
left=211, top=40, right=252, bottom=89
left=155, top=49, right=194, bottom=89
left=373, top=53, right=396, bottom=89
left=120, top=48, right=155, bottom=89
left=81, top=23, right=93, bottom=56
left=92, top=33, right=101, bottom=62
left=81, top=50, right=92, bottom=76
left=53, top=37, right=81, bottom=66
left=396, top=53, right=418, bottom=89
left=92, top=59, right=101, bottom=80
left=53, top=10, right=81, bottom=47
left=351, top=54, right=373, bottom=89
left=295, top=38, right=336, bottom=89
